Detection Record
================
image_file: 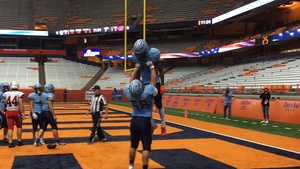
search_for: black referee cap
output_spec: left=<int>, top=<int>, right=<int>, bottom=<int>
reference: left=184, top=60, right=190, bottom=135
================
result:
left=93, top=85, right=100, bottom=90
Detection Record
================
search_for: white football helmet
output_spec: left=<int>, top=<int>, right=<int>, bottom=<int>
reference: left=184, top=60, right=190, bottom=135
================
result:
left=10, top=81, right=19, bottom=90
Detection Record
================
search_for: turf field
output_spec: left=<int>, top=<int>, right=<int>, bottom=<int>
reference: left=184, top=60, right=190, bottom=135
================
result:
left=0, top=102, right=299, bottom=169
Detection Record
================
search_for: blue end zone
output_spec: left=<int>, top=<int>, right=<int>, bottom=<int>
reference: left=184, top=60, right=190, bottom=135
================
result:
left=12, top=153, right=81, bottom=169
left=148, top=148, right=235, bottom=169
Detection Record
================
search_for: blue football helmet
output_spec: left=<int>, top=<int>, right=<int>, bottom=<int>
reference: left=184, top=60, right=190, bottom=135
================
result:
left=129, top=79, right=145, bottom=98
left=133, top=39, right=149, bottom=55
left=1, top=81, right=10, bottom=92
left=33, top=83, right=42, bottom=93
left=44, top=83, right=55, bottom=93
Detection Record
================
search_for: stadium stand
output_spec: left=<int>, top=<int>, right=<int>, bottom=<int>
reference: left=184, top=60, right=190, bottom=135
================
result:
left=0, top=57, right=38, bottom=88
left=165, top=52, right=300, bottom=95
left=33, top=0, right=73, bottom=31
left=94, top=67, right=131, bottom=90
left=0, top=0, right=32, bottom=30
left=0, top=0, right=258, bottom=31
left=44, top=58, right=100, bottom=90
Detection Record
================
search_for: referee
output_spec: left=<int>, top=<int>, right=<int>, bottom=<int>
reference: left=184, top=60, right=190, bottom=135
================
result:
left=87, top=85, right=108, bottom=144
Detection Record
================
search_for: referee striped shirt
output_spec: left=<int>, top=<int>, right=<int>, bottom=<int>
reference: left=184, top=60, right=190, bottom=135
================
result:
left=90, top=94, right=107, bottom=113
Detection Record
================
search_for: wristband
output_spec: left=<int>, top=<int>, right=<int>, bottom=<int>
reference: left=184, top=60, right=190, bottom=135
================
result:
left=150, top=65, right=155, bottom=69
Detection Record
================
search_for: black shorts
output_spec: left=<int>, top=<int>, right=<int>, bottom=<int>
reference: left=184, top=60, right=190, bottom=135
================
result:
left=0, top=112, right=7, bottom=128
left=130, top=116, right=152, bottom=151
left=40, top=111, right=58, bottom=130
left=31, top=112, right=43, bottom=131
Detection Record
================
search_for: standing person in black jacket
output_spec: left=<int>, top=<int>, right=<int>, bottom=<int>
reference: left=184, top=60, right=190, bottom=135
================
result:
left=259, top=88, right=271, bottom=123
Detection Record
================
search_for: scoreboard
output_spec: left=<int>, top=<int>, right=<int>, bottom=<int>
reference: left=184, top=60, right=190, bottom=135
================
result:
left=55, top=25, right=135, bottom=36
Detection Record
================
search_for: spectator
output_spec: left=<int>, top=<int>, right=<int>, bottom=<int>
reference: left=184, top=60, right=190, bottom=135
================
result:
left=63, top=89, right=68, bottom=102
left=112, top=88, right=118, bottom=101
left=260, top=88, right=271, bottom=123
left=223, top=87, right=232, bottom=120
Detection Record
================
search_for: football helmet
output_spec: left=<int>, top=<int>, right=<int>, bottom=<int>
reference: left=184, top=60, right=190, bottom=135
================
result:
left=44, top=83, right=55, bottom=93
left=129, top=79, right=144, bottom=98
left=133, top=39, right=149, bottom=56
left=1, top=81, right=10, bottom=92
left=33, top=83, right=42, bottom=94
left=10, top=81, right=19, bottom=90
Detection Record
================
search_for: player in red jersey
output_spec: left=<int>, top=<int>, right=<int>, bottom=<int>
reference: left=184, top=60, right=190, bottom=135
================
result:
left=3, top=81, right=25, bottom=148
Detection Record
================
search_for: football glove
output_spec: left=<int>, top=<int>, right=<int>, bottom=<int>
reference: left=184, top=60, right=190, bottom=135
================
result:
left=135, top=63, right=141, bottom=70
left=146, top=61, right=154, bottom=69
left=160, top=85, right=166, bottom=95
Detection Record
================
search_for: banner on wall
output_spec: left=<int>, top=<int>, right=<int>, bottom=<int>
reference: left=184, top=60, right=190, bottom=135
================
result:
left=112, top=91, right=123, bottom=101
left=200, top=97, right=218, bottom=113
left=270, top=100, right=300, bottom=124
left=231, top=99, right=262, bottom=119
left=161, top=95, right=300, bottom=124
left=85, top=91, right=94, bottom=100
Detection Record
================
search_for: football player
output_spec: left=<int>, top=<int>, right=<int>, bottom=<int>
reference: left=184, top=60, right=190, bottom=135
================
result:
left=0, top=82, right=10, bottom=143
left=132, top=39, right=167, bottom=137
left=28, top=83, right=45, bottom=145
left=3, top=81, right=25, bottom=148
left=124, top=61, right=157, bottom=169
left=35, top=83, right=66, bottom=146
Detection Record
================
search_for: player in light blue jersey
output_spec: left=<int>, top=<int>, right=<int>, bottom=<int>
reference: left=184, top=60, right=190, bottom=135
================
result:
left=132, top=39, right=167, bottom=137
left=124, top=61, right=158, bottom=169
left=35, top=83, right=66, bottom=146
left=0, top=81, right=9, bottom=143
left=28, top=83, right=45, bottom=145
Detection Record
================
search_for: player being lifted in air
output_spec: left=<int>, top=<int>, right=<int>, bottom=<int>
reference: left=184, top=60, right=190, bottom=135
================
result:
left=132, top=39, right=167, bottom=137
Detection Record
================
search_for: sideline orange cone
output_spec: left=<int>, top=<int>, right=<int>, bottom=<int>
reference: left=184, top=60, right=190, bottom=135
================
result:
left=184, top=110, right=188, bottom=118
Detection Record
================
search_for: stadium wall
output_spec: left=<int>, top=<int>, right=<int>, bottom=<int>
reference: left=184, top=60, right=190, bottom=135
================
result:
left=160, top=95, right=300, bottom=125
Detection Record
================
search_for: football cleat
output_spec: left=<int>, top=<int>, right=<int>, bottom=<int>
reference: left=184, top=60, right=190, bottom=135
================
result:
left=161, top=127, right=167, bottom=137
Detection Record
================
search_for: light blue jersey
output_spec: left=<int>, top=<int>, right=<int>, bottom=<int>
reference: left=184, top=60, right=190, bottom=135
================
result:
left=224, top=91, right=233, bottom=104
left=41, top=92, right=55, bottom=111
left=124, top=84, right=155, bottom=117
left=28, top=92, right=42, bottom=113
left=0, top=92, right=5, bottom=111
left=132, top=48, right=161, bottom=84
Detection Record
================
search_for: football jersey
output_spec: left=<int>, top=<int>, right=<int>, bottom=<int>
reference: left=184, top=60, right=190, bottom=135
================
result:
left=90, top=94, right=107, bottom=113
left=123, top=84, right=156, bottom=117
left=132, top=48, right=161, bottom=84
left=41, top=92, right=55, bottom=111
left=0, top=92, right=5, bottom=110
left=28, top=92, right=42, bottom=114
left=3, top=91, right=24, bottom=111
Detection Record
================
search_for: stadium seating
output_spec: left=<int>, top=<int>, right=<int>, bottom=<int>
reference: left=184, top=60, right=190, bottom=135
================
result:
left=165, top=53, right=300, bottom=95
left=94, top=67, right=131, bottom=90
left=0, top=57, right=38, bottom=88
left=0, top=0, right=31, bottom=30
left=44, top=58, right=100, bottom=90
left=0, top=0, right=256, bottom=31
